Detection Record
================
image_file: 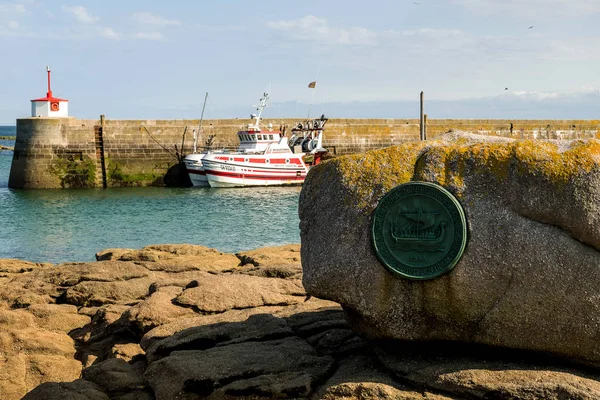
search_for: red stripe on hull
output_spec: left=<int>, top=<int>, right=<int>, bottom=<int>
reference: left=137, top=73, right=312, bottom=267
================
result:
left=205, top=170, right=306, bottom=180
left=213, top=156, right=303, bottom=165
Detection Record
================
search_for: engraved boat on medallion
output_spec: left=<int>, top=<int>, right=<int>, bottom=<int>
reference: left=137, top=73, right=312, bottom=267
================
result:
left=389, top=207, right=447, bottom=252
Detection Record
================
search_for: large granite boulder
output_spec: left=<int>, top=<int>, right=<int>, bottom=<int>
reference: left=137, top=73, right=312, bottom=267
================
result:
left=300, top=132, right=600, bottom=364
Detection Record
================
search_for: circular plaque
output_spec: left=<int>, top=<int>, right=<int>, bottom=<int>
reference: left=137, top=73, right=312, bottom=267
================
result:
left=371, top=182, right=467, bottom=280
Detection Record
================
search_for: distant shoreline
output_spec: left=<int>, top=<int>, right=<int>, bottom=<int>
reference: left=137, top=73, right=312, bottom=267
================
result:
left=0, top=136, right=15, bottom=140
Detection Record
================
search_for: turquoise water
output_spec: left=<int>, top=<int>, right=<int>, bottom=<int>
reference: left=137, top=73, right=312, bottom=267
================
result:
left=0, top=126, right=302, bottom=263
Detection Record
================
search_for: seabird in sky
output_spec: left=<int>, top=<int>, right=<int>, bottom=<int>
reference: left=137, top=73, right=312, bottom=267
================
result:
left=528, top=26, right=534, bottom=29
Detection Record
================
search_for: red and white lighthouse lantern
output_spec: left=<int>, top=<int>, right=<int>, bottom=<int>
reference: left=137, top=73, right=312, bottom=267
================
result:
left=30, top=66, right=69, bottom=117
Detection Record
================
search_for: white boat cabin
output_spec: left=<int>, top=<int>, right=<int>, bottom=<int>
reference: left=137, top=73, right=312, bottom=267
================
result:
left=236, top=125, right=283, bottom=154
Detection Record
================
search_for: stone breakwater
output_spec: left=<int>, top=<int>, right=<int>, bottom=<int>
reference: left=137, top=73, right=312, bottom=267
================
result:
left=0, top=244, right=599, bottom=399
left=8, top=117, right=600, bottom=188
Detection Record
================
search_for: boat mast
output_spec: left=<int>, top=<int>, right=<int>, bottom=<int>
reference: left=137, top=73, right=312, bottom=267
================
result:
left=193, top=92, right=209, bottom=153
left=252, top=93, right=269, bottom=129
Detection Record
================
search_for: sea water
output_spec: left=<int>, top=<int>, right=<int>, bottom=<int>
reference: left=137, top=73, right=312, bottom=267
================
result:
left=0, top=126, right=302, bottom=263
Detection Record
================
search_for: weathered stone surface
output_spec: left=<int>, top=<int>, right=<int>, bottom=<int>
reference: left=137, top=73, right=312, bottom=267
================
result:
left=300, top=133, right=600, bottom=364
left=63, top=276, right=155, bottom=307
left=315, top=354, right=453, bottom=400
left=27, top=303, right=91, bottom=332
left=140, top=298, right=341, bottom=350
left=0, top=259, right=51, bottom=274
left=47, top=261, right=151, bottom=286
left=82, top=358, right=146, bottom=394
left=375, top=341, right=600, bottom=400
left=74, top=304, right=131, bottom=344
left=145, top=313, right=294, bottom=362
left=111, top=343, right=145, bottom=362
left=5, top=243, right=600, bottom=400
left=0, top=269, right=62, bottom=306
left=0, top=306, right=84, bottom=399
left=144, top=337, right=335, bottom=399
left=139, top=305, right=288, bottom=350
left=0, top=353, right=27, bottom=400
left=174, top=273, right=305, bottom=313
left=22, top=379, right=110, bottom=400
left=237, top=244, right=303, bottom=278
left=3, top=261, right=152, bottom=308
left=116, top=286, right=196, bottom=334
left=96, top=244, right=241, bottom=273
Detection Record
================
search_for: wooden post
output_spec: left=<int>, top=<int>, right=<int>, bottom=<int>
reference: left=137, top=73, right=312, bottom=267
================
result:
left=420, top=91, right=425, bottom=141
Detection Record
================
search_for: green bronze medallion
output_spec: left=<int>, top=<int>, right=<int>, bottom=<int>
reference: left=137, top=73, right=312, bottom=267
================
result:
left=371, top=182, right=467, bottom=280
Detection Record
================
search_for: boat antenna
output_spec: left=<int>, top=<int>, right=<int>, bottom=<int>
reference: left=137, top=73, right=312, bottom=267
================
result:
left=193, top=92, right=208, bottom=153
left=307, top=64, right=320, bottom=119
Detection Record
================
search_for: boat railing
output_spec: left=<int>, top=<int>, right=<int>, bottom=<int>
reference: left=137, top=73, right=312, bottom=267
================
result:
left=200, top=145, right=239, bottom=153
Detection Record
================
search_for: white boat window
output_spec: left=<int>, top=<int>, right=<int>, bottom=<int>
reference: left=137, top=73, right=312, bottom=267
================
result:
left=258, top=135, right=263, bottom=140
left=269, top=134, right=273, bottom=140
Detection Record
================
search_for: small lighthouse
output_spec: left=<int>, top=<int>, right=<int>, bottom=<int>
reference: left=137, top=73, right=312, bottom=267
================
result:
left=30, top=66, right=69, bottom=118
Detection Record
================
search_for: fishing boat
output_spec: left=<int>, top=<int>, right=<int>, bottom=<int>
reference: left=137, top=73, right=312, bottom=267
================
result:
left=183, top=92, right=211, bottom=187
left=201, top=93, right=328, bottom=188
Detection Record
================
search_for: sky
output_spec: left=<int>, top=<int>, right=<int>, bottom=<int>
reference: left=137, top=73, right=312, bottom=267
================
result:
left=0, top=0, right=599, bottom=124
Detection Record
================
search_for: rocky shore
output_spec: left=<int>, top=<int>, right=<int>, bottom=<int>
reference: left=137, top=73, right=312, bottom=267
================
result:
left=0, top=243, right=599, bottom=399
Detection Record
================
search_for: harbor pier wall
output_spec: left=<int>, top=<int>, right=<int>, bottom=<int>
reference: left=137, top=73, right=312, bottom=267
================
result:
left=8, top=117, right=600, bottom=188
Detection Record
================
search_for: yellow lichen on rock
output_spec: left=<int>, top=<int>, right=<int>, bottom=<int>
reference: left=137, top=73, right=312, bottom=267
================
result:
left=306, top=134, right=600, bottom=216
left=414, top=138, right=600, bottom=196
left=333, top=141, right=430, bottom=209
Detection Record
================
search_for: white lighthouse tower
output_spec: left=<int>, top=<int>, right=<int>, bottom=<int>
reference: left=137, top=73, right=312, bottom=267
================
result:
left=30, top=66, right=69, bottom=117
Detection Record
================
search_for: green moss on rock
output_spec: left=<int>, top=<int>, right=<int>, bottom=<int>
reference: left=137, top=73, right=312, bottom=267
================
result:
left=50, top=155, right=96, bottom=188
left=107, top=161, right=163, bottom=187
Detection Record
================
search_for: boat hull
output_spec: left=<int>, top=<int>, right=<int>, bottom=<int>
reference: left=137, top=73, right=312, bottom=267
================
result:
left=202, top=156, right=307, bottom=187
left=184, top=153, right=209, bottom=187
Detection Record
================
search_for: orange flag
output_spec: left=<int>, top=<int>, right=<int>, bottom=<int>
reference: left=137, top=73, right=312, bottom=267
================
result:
left=308, top=81, right=316, bottom=88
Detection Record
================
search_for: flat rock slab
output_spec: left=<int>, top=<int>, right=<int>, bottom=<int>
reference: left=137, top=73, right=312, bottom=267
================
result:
left=145, top=313, right=294, bottom=362
left=237, top=244, right=303, bottom=278
left=174, top=273, right=305, bottom=313
left=0, top=306, right=83, bottom=399
left=96, top=244, right=241, bottom=273
left=315, top=354, right=454, bottom=400
left=144, top=336, right=335, bottom=399
left=375, top=341, right=600, bottom=400
left=300, top=133, right=600, bottom=364
left=22, top=379, right=110, bottom=400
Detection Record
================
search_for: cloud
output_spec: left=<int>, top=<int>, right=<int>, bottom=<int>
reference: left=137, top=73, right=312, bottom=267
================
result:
left=133, top=12, right=180, bottom=26
left=134, top=31, right=164, bottom=41
left=7, top=21, right=19, bottom=29
left=0, top=3, right=26, bottom=14
left=453, top=0, right=600, bottom=17
left=62, top=6, right=98, bottom=24
left=99, top=27, right=119, bottom=40
left=267, top=15, right=377, bottom=45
